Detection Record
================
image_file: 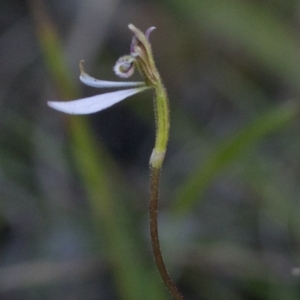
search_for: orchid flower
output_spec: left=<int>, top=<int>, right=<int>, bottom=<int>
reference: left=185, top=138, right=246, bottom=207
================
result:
left=48, top=24, right=185, bottom=300
left=48, top=24, right=169, bottom=169
left=47, top=26, right=156, bottom=115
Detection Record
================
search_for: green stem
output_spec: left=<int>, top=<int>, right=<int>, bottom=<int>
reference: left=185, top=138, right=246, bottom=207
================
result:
left=150, top=167, right=185, bottom=300
left=149, top=83, right=170, bottom=169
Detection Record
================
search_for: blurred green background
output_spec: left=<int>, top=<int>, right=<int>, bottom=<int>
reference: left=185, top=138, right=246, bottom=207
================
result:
left=1, top=0, right=300, bottom=299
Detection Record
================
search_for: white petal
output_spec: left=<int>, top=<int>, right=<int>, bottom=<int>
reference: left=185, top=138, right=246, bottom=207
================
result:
left=80, top=72, right=145, bottom=88
left=47, top=87, right=149, bottom=115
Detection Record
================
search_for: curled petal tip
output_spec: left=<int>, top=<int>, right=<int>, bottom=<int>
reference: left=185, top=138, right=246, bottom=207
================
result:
left=128, top=24, right=156, bottom=40
left=113, top=55, right=135, bottom=78
left=145, top=27, right=156, bottom=40
left=79, top=60, right=85, bottom=75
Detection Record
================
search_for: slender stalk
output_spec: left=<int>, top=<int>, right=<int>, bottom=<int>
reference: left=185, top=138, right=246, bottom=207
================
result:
left=150, top=167, right=185, bottom=300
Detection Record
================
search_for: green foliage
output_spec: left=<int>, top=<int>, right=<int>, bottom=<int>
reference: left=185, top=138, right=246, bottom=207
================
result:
left=172, top=101, right=299, bottom=215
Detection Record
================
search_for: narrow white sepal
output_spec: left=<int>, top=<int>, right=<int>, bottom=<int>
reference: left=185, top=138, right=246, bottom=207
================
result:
left=47, top=87, right=149, bottom=115
left=80, top=72, right=145, bottom=88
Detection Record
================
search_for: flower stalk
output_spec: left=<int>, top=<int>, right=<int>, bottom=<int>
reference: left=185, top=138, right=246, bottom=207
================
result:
left=128, top=24, right=184, bottom=300
left=47, top=24, right=184, bottom=300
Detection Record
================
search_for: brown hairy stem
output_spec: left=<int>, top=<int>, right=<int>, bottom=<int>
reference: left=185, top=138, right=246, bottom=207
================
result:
left=150, top=167, right=185, bottom=300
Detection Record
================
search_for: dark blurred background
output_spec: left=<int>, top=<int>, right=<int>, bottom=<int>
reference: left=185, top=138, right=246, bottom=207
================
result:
left=1, top=0, right=300, bottom=299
